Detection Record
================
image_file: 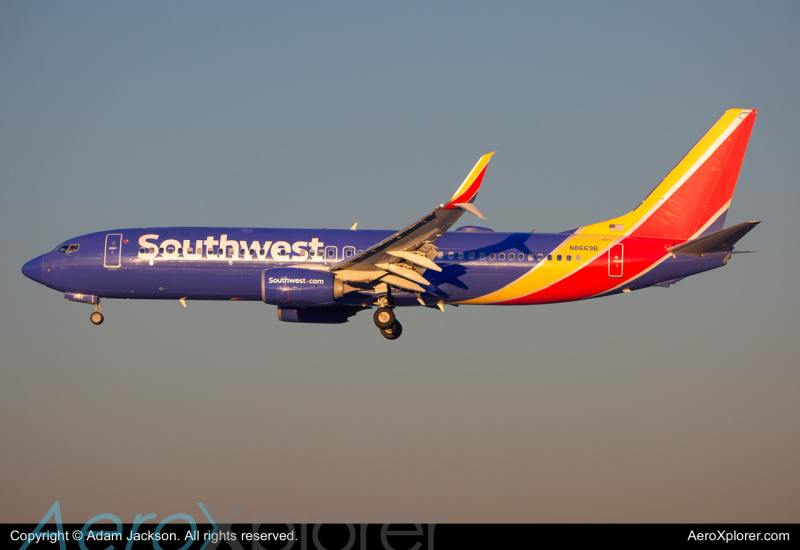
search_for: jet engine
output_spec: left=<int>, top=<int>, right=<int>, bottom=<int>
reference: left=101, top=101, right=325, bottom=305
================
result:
left=261, top=268, right=344, bottom=306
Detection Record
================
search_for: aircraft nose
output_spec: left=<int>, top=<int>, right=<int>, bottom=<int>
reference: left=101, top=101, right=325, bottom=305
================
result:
left=22, top=256, right=43, bottom=284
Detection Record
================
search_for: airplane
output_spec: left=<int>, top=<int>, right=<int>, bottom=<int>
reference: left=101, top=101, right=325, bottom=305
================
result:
left=22, top=109, right=759, bottom=340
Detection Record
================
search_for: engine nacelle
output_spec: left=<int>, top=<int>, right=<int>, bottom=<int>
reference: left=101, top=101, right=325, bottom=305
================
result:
left=262, top=268, right=344, bottom=306
left=277, top=307, right=354, bottom=324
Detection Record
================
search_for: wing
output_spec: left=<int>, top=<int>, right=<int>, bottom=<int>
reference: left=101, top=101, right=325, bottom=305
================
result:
left=330, top=152, right=496, bottom=292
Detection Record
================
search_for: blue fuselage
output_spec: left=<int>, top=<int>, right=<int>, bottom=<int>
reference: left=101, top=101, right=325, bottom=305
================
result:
left=22, top=226, right=728, bottom=308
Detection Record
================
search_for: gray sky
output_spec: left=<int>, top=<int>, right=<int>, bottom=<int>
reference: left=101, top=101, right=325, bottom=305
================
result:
left=2, top=1, right=798, bottom=523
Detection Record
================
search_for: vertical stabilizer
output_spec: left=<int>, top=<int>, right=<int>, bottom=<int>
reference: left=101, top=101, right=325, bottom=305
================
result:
left=580, top=109, right=757, bottom=240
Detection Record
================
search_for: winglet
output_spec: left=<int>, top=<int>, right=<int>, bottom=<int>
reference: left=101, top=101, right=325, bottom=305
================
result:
left=453, top=202, right=487, bottom=219
left=442, top=152, right=496, bottom=211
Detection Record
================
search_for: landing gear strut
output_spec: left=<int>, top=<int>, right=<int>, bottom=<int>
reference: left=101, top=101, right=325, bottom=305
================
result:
left=90, top=300, right=104, bottom=325
left=373, top=291, right=402, bottom=339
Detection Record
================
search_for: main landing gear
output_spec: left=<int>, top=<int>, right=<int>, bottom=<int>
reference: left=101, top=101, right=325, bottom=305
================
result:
left=89, top=301, right=104, bottom=325
left=373, top=304, right=402, bottom=340
left=380, top=320, right=403, bottom=340
left=373, top=307, right=395, bottom=329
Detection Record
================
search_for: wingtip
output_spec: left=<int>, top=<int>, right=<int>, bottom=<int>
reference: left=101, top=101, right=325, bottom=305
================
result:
left=455, top=202, right=487, bottom=219
left=443, top=152, right=496, bottom=209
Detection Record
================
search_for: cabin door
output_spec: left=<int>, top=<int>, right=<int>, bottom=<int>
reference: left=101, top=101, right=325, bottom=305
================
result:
left=608, top=243, right=623, bottom=278
left=104, top=233, right=123, bottom=268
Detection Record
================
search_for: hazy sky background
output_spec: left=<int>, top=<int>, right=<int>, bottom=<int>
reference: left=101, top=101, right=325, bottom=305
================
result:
left=2, top=1, right=798, bottom=523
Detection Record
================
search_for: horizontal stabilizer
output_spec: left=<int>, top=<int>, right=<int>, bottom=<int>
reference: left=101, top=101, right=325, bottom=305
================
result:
left=652, top=277, right=685, bottom=288
left=668, top=221, right=760, bottom=257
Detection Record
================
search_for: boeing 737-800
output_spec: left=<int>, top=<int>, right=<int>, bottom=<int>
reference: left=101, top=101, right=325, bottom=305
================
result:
left=22, top=109, right=759, bottom=340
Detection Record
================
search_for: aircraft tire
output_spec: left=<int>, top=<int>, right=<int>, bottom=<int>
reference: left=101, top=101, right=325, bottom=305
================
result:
left=90, top=312, right=104, bottom=325
left=374, top=307, right=396, bottom=329
left=380, top=321, right=403, bottom=340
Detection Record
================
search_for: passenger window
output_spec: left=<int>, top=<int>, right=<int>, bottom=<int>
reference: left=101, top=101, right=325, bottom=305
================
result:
left=458, top=252, right=464, bottom=259
left=499, top=253, right=505, bottom=260
left=358, top=250, right=363, bottom=254
left=178, top=248, right=184, bottom=254
left=438, top=252, right=444, bottom=259
left=188, top=248, right=194, bottom=253
left=566, top=255, right=572, bottom=261
left=547, top=254, right=552, bottom=261
left=159, top=248, right=164, bottom=253
left=327, top=249, right=334, bottom=257
left=468, top=252, right=475, bottom=260
left=537, top=254, right=544, bottom=261
left=480, top=252, right=486, bottom=260
left=447, top=252, right=454, bottom=259
left=489, top=253, right=496, bottom=260
left=577, top=255, right=582, bottom=262
left=557, top=254, right=562, bottom=261
left=528, top=254, right=534, bottom=261
left=139, top=248, right=145, bottom=254
left=345, top=249, right=353, bottom=257
left=508, top=253, right=515, bottom=260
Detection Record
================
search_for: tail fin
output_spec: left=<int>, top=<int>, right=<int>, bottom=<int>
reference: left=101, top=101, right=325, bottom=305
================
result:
left=580, top=109, right=757, bottom=240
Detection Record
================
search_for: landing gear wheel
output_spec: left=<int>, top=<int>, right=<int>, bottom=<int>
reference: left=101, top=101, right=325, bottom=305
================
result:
left=380, top=321, right=403, bottom=340
left=90, top=312, right=104, bottom=325
left=373, top=307, right=396, bottom=329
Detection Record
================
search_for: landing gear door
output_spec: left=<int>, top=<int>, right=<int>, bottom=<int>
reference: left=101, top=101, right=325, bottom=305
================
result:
left=608, top=243, right=623, bottom=278
left=104, top=233, right=123, bottom=268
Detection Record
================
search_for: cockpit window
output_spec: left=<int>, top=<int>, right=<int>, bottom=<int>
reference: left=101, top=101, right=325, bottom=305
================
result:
left=54, top=244, right=79, bottom=254
left=67, top=244, right=80, bottom=253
